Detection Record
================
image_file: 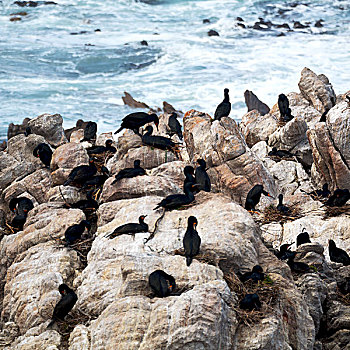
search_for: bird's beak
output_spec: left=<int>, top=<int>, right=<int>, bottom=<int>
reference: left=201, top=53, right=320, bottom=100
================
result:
left=267, top=193, right=271, bottom=197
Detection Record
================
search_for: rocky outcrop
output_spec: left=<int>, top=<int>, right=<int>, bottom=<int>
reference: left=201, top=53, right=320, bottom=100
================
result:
left=244, top=90, right=270, bottom=116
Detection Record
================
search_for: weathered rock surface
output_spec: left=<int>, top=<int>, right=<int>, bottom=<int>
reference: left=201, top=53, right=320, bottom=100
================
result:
left=244, top=90, right=270, bottom=116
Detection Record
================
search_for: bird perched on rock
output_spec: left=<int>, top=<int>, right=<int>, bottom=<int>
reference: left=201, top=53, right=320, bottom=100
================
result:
left=268, top=147, right=294, bottom=159
left=239, top=293, right=261, bottom=311
left=183, top=165, right=195, bottom=192
left=167, top=112, right=183, bottom=140
left=278, top=94, right=294, bottom=122
left=33, top=143, right=53, bottom=168
left=114, top=112, right=159, bottom=135
left=276, top=194, right=290, bottom=214
left=112, top=160, right=146, bottom=185
left=24, top=126, right=32, bottom=136
left=81, top=121, right=97, bottom=142
left=105, top=215, right=148, bottom=239
left=87, top=139, right=116, bottom=155
left=214, top=88, right=231, bottom=121
left=195, top=159, right=211, bottom=192
left=244, top=184, right=271, bottom=211
left=47, top=284, right=78, bottom=328
left=10, top=214, right=27, bottom=232
left=64, top=220, right=91, bottom=245
left=302, top=183, right=331, bottom=199
left=239, top=265, right=265, bottom=283
left=183, top=216, right=201, bottom=266
left=80, top=166, right=109, bottom=191
left=275, top=243, right=295, bottom=260
left=9, top=197, right=34, bottom=216
left=296, top=228, right=311, bottom=247
left=328, top=240, right=350, bottom=266
left=149, top=270, right=176, bottom=297
left=326, top=189, right=350, bottom=207
left=154, top=182, right=198, bottom=210
left=287, top=252, right=310, bottom=273
left=64, top=159, right=97, bottom=186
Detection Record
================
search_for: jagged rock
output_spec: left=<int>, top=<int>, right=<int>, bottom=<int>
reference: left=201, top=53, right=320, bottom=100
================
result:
left=162, top=101, right=176, bottom=114
left=298, top=67, right=336, bottom=114
left=0, top=322, right=19, bottom=348
left=69, top=129, right=84, bottom=143
left=122, top=92, right=150, bottom=109
left=7, top=118, right=31, bottom=141
left=64, top=119, right=89, bottom=141
left=95, top=132, right=115, bottom=147
left=244, top=90, right=270, bottom=116
left=47, top=185, right=86, bottom=204
left=69, top=325, right=90, bottom=350
left=28, top=113, right=67, bottom=147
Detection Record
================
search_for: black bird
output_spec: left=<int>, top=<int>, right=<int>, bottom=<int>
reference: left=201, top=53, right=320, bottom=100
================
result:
left=287, top=252, right=310, bottom=273
left=86, top=140, right=116, bottom=155
left=64, top=190, right=99, bottom=211
left=278, top=94, right=294, bottom=122
left=9, top=197, right=34, bottom=216
left=47, top=284, right=78, bottom=328
left=326, top=189, right=350, bottom=207
left=277, top=194, right=290, bottom=214
left=112, top=160, right=146, bottom=185
left=81, top=121, right=97, bottom=142
left=142, top=125, right=179, bottom=153
left=154, top=182, right=197, bottom=210
left=80, top=166, right=109, bottom=191
left=302, top=183, right=331, bottom=199
left=10, top=214, right=27, bottom=231
left=24, top=126, right=31, bottom=136
left=105, top=215, right=148, bottom=239
left=239, top=293, right=261, bottom=311
left=296, top=228, right=311, bottom=247
left=149, top=270, right=176, bottom=297
left=275, top=243, right=295, bottom=260
left=328, top=240, right=350, bottom=266
left=33, top=143, right=53, bottom=167
left=64, top=159, right=97, bottom=186
left=183, top=165, right=195, bottom=192
left=195, top=159, right=211, bottom=192
left=64, top=220, right=91, bottom=245
left=268, top=147, right=294, bottom=158
left=244, top=184, right=271, bottom=211
left=319, top=109, right=328, bottom=122
left=167, top=112, right=183, bottom=140
left=239, top=265, right=265, bottom=283
left=114, top=112, right=159, bottom=135
left=214, top=88, right=231, bottom=121
left=183, top=216, right=201, bottom=266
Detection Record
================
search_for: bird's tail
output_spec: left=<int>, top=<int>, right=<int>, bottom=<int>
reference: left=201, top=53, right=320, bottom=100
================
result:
left=114, top=126, right=123, bottom=134
left=186, top=256, right=193, bottom=267
left=153, top=205, right=160, bottom=210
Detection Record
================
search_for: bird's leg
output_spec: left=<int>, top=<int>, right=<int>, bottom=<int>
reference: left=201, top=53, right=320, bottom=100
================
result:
left=5, top=223, right=15, bottom=234
left=248, top=210, right=261, bottom=215
left=93, top=188, right=101, bottom=201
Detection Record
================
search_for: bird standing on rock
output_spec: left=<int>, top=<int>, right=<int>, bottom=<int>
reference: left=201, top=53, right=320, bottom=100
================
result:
left=65, top=220, right=91, bottom=245
left=276, top=194, right=290, bottom=214
left=275, top=243, right=295, bottom=260
left=278, top=94, right=294, bottom=122
left=81, top=121, right=97, bottom=142
left=183, top=165, right=195, bottom=192
left=326, top=189, right=350, bottom=207
left=167, top=112, right=183, bottom=140
left=287, top=252, right=310, bottom=273
left=64, top=159, right=97, bottom=187
left=64, top=189, right=99, bottom=211
left=195, top=159, right=211, bottom=192
left=105, top=215, right=148, bottom=239
left=149, top=270, right=176, bottom=297
left=183, top=216, right=201, bottom=266
left=296, top=229, right=311, bottom=247
left=244, top=184, right=271, bottom=211
left=9, top=197, right=34, bottom=216
left=80, top=166, right=109, bottom=191
left=328, top=240, right=350, bottom=266
left=112, top=160, right=146, bottom=184
left=47, top=284, right=78, bottom=328
left=87, top=139, right=116, bottom=155
left=33, top=143, right=53, bottom=168
left=114, top=112, right=159, bottom=135
left=214, top=88, right=231, bottom=121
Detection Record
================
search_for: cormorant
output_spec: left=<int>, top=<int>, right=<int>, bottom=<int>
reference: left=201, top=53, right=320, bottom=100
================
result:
left=64, top=220, right=91, bottom=245
left=9, top=197, right=34, bottom=216
left=142, top=126, right=179, bottom=154
left=214, top=88, right=231, bottom=121
left=167, top=112, right=183, bottom=140
left=105, top=215, right=148, bottom=239
left=183, top=165, right=195, bottom=192
left=277, top=194, right=290, bottom=214
left=64, top=159, right=97, bottom=186
left=154, top=182, right=197, bottom=210
left=86, top=140, right=116, bottom=155
left=183, top=216, right=201, bottom=266
left=149, top=270, right=176, bottom=297
left=239, top=293, right=261, bottom=311
left=24, top=126, right=31, bottom=136
left=275, top=243, right=295, bottom=260
left=64, top=190, right=99, bottom=211
left=287, top=252, right=310, bottom=273
left=80, top=166, right=109, bottom=191
left=268, top=147, right=294, bottom=158
left=114, top=112, right=159, bottom=135
left=326, top=189, right=350, bottom=207
left=195, top=159, right=211, bottom=192
left=302, top=183, right=331, bottom=199
left=328, top=240, right=350, bottom=266
left=81, top=121, right=97, bottom=142
left=278, top=94, right=294, bottom=122
left=33, top=143, right=53, bottom=167
left=111, top=160, right=146, bottom=185
left=239, top=265, right=265, bottom=283
left=244, top=184, right=271, bottom=211
left=11, top=214, right=27, bottom=231
left=296, top=229, right=311, bottom=247
left=47, top=284, right=78, bottom=327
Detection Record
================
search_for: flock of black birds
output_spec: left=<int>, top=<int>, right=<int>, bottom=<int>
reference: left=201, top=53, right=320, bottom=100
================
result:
left=5, top=89, right=350, bottom=325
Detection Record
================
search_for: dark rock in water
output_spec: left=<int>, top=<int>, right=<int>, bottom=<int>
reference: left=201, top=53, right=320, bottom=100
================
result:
left=94, top=29, right=101, bottom=32
left=236, top=17, right=244, bottom=22
left=244, top=90, right=270, bottom=116
left=277, top=32, right=286, bottom=37
left=13, top=1, right=57, bottom=6
left=70, top=31, right=88, bottom=35
left=252, top=20, right=272, bottom=31
left=163, top=101, right=176, bottom=115
left=293, top=21, right=309, bottom=29
left=275, top=23, right=290, bottom=29
left=208, top=30, right=219, bottom=37
left=278, top=8, right=291, bottom=15
left=237, top=23, right=246, bottom=29
left=315, top=20, right=324, bottom=28
left=10, top=11, right=28, bottom=15
left=140, top=40, right=148, bottom=46
left=10, top=17, right=21, bottom=21
left=203, top=19, right=210, bottom=24
left=122, top=91, right=150, bottom=109
left=7, top=118, right=31, bottom=140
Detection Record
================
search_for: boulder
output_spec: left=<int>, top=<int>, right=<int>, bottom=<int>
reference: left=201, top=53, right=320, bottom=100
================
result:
left=244, top=90, right=270, bottom=116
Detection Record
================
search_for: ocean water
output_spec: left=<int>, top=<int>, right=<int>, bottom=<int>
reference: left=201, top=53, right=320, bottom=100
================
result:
left=0, top=0, right=349, bottom=140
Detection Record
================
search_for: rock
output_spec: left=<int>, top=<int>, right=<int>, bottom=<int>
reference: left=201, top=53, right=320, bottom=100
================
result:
left=244, top=90, right=270, bottom=116
left=9, top=17, right=21, bottom=21
left=64, top=119, right=89, bottom=141
left=69, top=325, right=90, bottom=350
left=208, top=29, right=219, bottom=36
left=162, top=101, right=177, bottom=115
left=28, top=113, right=67, bottom=147
left=298, top=68, right=336, bottom=114
left=69, top=129, right=84, bottom=143
left=121, top=92, right=150, bottom=109
left=47, top=185, right=87, bottom=204
left=95, top=132, right=115, bottom=147
left=315, top=20, right=323, bottom=28
left=140, top=40, right=148, bottom=46
left=293, top=21, right=309, bottom=29
left=7, top=118, right=30, bottom=141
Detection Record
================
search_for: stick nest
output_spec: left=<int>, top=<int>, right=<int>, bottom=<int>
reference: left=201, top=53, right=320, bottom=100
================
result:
left=173, top=249, right=218, bottom=267
left=324, top=205, right=350, bottom=219
left=257, top=204, right=302, bottom=225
